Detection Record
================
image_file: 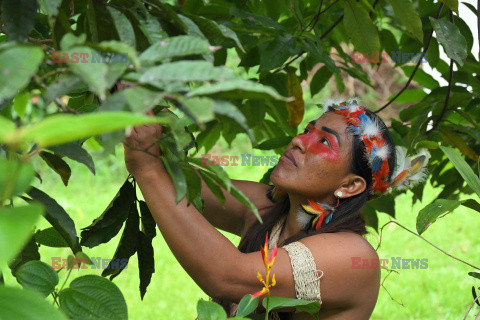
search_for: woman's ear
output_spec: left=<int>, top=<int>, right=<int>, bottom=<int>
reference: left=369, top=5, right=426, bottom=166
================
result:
left=336, top=174, right=366, bottom=198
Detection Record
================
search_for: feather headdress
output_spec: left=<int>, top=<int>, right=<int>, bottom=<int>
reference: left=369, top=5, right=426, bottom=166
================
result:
left=323, top=98, right=431, bottom=198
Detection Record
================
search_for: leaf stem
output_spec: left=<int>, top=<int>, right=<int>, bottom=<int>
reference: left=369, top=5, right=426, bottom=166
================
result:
left=59, top=266, right=73, bottom=292
left=376, top=220, right=480, bottom=270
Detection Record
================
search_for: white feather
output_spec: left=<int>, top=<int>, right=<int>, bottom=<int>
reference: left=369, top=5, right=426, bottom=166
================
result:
left=296, top=209, right=313, bottom=230
left=322, top=98, right=344, bottom=112
left=361, top=116, right=381, bottom=138
left=376, top=145, right=390, bottom=160
left=392, top=146, right=407, bottom=178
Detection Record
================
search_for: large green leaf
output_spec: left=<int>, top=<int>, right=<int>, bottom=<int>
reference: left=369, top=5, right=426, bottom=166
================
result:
left=102, top=202, right=139, bottom=279
left=38, top=0, right=63, bottom=17
left=139, top=200, right=156, bottom=239
left=101, top=86, right=165, bottom=114
left=429, top=17, right=467, bottom=66
left=197, top=299, right=227, bottom=320
left=58, top=275, right=128, bottom=320
left=0, top=46, right=44, bottom=104
left=39, top=151, right=71, bottom=186
left=80, top=179, right=135, bottom=248
left=386, top=0, right=423, bottom=43
left=139, top=35, right=212, bottom=62
left=262, top=296, right=321, bottom=318
left=35, top=227, right=69, bottom=248
left=19, top=111, right=172, bottom=148
left=0, top=159, right=35, bottom=200
left=15, top=260, right=59, bottom=297
left=439, top=146, right=480, bottom=198
left=259, top=34, right=296, bottom=72
left=1, top=0, right=38, bottom=42
left=439, top=0, right=459, bottom=14
left=8, top=236, right=40, bottom=275
left=0, top=204, right=43, bottom=268
left=0, top=116, right=16, bottom=144
left=0, top=286, right=68, bottom=320
left=160, top=156, right=187, bottom=203
left=139, top=60, right=236, bottom=83
left=187, top=79, right=285, bottom=100
left=47, top=142, right=96, bottom=175
left=235, top=294, right=259, bottom=318
left=107, top=7, right=136, bottom=48
left=26, top=187, right=81, bottom=253
left=343, top=0, right=380, bottom=55
left=137, top=230, right=155, bottom=300
left=416, top=198, right=462, bottom=234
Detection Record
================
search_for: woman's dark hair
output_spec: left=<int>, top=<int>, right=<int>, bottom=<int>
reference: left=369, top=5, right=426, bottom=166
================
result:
left=212, top=106, right=396, bottom=318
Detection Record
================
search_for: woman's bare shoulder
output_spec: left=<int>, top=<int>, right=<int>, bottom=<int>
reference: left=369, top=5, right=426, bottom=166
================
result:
left=295, top=232, right=381, bottom=317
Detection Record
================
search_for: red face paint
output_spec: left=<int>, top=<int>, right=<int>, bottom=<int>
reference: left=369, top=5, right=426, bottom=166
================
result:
left=297, top=124, right=341, bottom=163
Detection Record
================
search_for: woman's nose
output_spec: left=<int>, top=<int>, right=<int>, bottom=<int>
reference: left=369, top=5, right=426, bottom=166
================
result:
left=290, top=135, right=307, bottom=153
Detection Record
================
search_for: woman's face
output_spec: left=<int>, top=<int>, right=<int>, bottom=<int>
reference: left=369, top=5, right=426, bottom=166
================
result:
left=270, top=112, right=354, bottom=199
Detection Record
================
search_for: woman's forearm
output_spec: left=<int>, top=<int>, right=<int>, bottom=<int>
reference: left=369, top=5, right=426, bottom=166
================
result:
left=133, top=166, right=241, bottom=298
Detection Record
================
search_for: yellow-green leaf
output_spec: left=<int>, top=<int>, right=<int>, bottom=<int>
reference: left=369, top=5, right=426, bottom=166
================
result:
left=285, top=68, right=304, bottom=127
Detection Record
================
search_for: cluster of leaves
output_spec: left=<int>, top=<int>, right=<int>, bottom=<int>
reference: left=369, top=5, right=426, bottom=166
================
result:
left=0, top=0, right=479, bottom=318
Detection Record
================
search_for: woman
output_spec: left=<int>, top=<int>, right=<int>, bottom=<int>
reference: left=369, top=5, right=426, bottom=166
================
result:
left=124, top=98, right=429, bottom=319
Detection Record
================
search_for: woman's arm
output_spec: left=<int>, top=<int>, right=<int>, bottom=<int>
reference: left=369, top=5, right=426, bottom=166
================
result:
left=196, top=176, right=273, bottom=236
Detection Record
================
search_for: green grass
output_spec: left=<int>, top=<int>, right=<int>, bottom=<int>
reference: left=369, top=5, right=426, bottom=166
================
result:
left=13, top=142, right=480, bottom=320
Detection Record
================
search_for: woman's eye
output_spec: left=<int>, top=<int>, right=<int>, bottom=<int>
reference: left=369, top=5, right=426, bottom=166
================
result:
left=320, top=137, right=329, bottom=146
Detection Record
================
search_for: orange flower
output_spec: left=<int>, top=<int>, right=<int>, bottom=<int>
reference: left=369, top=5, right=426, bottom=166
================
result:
left=251, top=232, right=278, bottom=299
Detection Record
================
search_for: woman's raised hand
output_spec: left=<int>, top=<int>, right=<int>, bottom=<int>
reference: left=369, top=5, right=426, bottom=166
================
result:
left=123, top=109, right=164, bottom=178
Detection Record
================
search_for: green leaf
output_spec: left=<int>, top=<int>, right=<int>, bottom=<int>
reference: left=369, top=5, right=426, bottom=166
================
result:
left=0, top=116, right=16, bottom=144
left=80, top=179, right=135, bottom=248
left=20, top=111, right=173, bottom=148
left=0, top=46, right=44, bottom=104
left=0, top=158, right=35, bottom=199
left=0, top=204, right=43, bottom=268
left=139, top=35, right=212, bottom=62
left=187, top=15, right=244, bottom=52
left=439, top=146, right=480, bottom=198
left=35, top=227, right=69, bottom=248
left=39, top=151, right=71, bottom=186
left=0, top=286, right=68, bottom=320
left=197, top=299, right=227, bottom=320
left=259, top=34, right=296, bottom=72
left=439, top=0, right=459, bottom=14
left=8, top=236, right=40, bottom=275
left=139, top=200, right=156, bottom=239
left=401, top=66, right=439, bottom=90
left=235, top=294, right=259, bottom=317
left=102, top=86, right=165, bottom=114
left=179, top=97, right=216, bottom=125
left=187, top=79, right=285, bottom=100
left=107, top=7, right=136, bottom=48
left=26, top=187, right=81, bottom=253
left=429, top=17, right=467, bottom=66
left=1, top=0, right=38, bottom=42
left=160, top=157, right=187, bottom=203
left=47, top=142, right=96, bottom=175
left=38, top=0, right=63, bottom=17
left=44, top=74, right=84, bottom=105
left=213, top=100, right=254, bottom=142
left=137, top=231, right=155, bottom=300
left=387, top=88, right=427, bottom=104
left=255, top=136, right=292, bottom=150
left=58, top=275, right=128, bottom=320
left=15, top=261, right=59, bottom=297
left=300, top=38, right=338, bottom=74
left=386, top=0, right=423, bottom=42
left=310, top=66, right=332, bottom=96
left=343, top=0, right=380, bottom=55
left=462, top=199, right=480, bottom=213
left=262, top=296, right=321, bottom=318
left=416, top=199, right=462, bottom=234
left=139, top=60, right=236, bottom=83
left=102, top=202, right=139, bottom=279
left=13, top=91, right=29, bottom=118
left=198, top=170, right=225, bottom=205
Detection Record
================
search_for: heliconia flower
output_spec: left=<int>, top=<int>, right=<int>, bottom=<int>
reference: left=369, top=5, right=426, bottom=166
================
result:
left=250, top=231, right=278, bottom=300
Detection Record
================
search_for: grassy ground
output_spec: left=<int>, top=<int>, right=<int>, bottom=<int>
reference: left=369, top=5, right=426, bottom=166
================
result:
left=18, top=137, right=480, bottom=320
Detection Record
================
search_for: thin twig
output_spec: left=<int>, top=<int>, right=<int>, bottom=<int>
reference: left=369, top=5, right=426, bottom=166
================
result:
left=374, top=3, right=445, bottom=114
left=290, top=2, right=304, bottom=29
left=301, top=0, right=324, bottom=33
left=380, top=268, right=404, bottom=307
left=376, top=220, right=480, bottom=270
left=320, top=0, right=340, bottom=15
left=464, top=293, right=480, bottom=320
left=320, top=15, right=342, bottom=39
left=427, top=58, right=453, bottom=133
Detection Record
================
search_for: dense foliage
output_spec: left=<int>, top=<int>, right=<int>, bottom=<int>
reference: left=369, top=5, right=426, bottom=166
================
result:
left=0, top=0, right=479, bottom=318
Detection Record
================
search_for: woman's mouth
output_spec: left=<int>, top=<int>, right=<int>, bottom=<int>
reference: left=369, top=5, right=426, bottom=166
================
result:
left=280, top=150, right=297, bottom=167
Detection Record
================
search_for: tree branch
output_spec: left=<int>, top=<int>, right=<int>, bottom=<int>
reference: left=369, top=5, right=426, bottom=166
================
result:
left=374, top=3, right=445, bottom=114
left=463, top=293, right=480, bottom=320
left=376, top=220, right=480, bottom=270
